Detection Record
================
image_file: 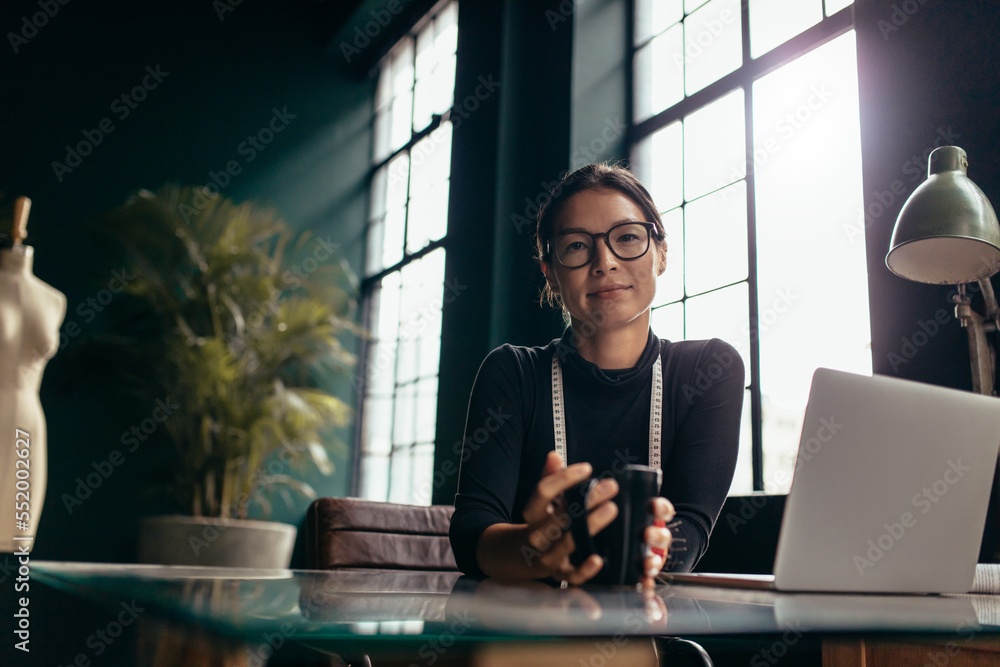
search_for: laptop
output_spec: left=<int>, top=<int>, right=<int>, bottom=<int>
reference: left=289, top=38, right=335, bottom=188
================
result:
left=662, top=367, right=1000, bottom=594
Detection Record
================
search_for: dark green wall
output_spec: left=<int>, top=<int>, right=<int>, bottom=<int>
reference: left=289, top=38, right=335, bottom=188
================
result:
left=0, top=1, right=384, bottom=664
left=0, top=0, right=378, bottom=565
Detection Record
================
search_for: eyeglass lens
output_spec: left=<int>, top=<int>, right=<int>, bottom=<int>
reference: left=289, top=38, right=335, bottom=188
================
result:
left=554, top=223, right=651, bottom=268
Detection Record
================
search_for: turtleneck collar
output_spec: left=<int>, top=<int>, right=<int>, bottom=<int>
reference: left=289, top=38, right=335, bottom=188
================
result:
left=555, top=326, right=659, bottom=387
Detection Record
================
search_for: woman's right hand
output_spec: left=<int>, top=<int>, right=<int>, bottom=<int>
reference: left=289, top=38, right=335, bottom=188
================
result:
left=521, top=450, right=620, bottom=584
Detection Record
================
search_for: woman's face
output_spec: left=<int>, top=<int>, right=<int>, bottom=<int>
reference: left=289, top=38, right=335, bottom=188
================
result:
left=543, top=187, right=664, bottom=333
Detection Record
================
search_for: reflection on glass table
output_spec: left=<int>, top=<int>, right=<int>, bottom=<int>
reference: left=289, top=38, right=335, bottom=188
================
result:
left=30, top=561, right=1000, bottom=665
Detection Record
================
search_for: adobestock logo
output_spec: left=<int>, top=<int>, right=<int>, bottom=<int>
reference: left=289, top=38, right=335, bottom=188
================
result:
left=877, top=0, right=932, bottom=41
left=61, top=397, right=180, bottom=515
left=570, top=117, right=627, bottom=170
left=7, top=0, right=70, bottom=54
left=545, top=0, right=591, bottom=31
left=723, top=85, right=835, bottom=199
left=214, top=0, right=243, bottom=22
left=412, top=402, right=512, bottom=505
left=672, top=3, right=739, bottom=72
left=58, top=267, right=137, bottom=350
left=178, top=107, right=297, bottom=223
left=339, top=0, right=408, bottom=63
left=842, top=125, right=961, bottom=244
left=853, top=458, right=971, bottom=576
left=51, top=65, right=170, bottom=183
left=353, top=277, right=467, bottom=396
left=886, top=308, right=952, bottom=374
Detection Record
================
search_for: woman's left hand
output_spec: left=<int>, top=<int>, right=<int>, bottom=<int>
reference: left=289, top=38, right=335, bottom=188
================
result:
left=640, top=497, right=675, bottom=589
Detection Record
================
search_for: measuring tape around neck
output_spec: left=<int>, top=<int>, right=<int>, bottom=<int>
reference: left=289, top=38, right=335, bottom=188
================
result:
left=551, top=353, right=662, bottom=470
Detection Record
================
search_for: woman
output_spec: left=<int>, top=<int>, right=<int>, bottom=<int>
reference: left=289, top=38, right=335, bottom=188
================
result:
left=449, top=163, right=744, bottom=585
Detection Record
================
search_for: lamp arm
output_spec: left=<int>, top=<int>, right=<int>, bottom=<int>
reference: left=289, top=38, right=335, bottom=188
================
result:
left=979, top=277, right=1000, bottom=328
left=956, top=292, right=996, bottom=396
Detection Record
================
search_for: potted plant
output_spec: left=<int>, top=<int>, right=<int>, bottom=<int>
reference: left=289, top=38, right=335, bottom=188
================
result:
left=99, top=185, right=358, bottom=568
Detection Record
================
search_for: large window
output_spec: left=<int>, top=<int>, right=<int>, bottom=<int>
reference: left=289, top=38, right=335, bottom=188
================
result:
left=357, top=1, right=458, bottom=505
left=631, top=0, right=870, bottom=494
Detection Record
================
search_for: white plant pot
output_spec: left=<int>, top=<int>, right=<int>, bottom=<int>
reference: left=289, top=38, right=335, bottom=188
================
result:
left=138, top=515, right=297, bottom=568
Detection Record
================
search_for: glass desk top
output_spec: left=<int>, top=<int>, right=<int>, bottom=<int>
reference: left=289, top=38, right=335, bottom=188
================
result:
left=30, top=561, right=1000, bottom=646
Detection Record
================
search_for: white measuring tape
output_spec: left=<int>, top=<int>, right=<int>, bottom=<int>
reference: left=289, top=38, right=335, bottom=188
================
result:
left=551, top=353, right=662, bottom=470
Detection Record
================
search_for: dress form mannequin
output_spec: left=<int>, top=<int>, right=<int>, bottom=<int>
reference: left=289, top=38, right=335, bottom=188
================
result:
left=0, top=198, right=66, bottom=553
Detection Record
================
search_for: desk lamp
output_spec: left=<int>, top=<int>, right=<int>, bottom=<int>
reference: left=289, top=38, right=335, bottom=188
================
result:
left=886, top=145, right=1000, bottom=395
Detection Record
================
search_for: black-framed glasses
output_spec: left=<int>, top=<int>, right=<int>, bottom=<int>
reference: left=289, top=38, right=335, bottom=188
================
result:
left=547, top=221, right=658, bottom=269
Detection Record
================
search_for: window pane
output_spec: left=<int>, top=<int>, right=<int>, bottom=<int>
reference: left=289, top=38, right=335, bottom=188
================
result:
left=433, top=54, right=457, bottom=113
left=365, top=338, right=397, bottom=397
left=408, top=182, right=449, bottom=251
left=411, top=125, right=452, bottom=193
left=392, top=40, right=414, bottom=97
left=685, top=0, right=709, bottom=13
left=365, top=217, right=385, bottom=277
left=633, top=121, right=683, bottom=212
left=408, top=125, right=452, bottom=251
left=728, top=389, right=754, bottom=495
left=633, top=25, right=684, bottom=122
left=749, top=0, right=822, bottom=59
left=390, top=91, right=414, bottom=153
left=825, top=0, right=852, bottom=15
left=414, top=8, right=458, bottom=131
left=437, top=1, right=459, bottom=48
left=413, top=55, right=456, bottom=131
left=376, top=61, right=393, bottom=111
left=415, top=378, right=439, bottom=442
left=762, top=397, right=806, bottom=493
left=362, top=455, right=389, bottom=502
left=413, top=78, right=435, bottom=133
left=415, top=19, right=436, bottom=81
left=393, top=383, right=416, bottom=446
left=373, top=108, right=392, bottom=163
left=362, top=397, right=393, bottom=455
left=684, top=88, right=745, bottom=201
left=634, top=0, right=683, bottom=45
left=684, top=182, right=748, bottom=295
left=365, top=273, right=400, bottom=396
left=376, top=271, right=402, bottom=342
left=381, top=209, right=406, bottom=271
left=651, top=301, right=684, bottom=342
left=414, top=20, right=438, bottom=132
left=376, top=154, right=409, bottom=272
left=684, top=0, right=742, bottom=96
left=366, top=168, right=389, bottom=274
left=397, top=337, right=418, bottom=387
left=389, top=448, right=413, bottom=503
left=370, top=165, right=388, bottom=221
left=418, top=319, right=442, bottom=378
left=411, top=444, right=435, bottom=506
left=387, top=154, right=410, bottom=209
left=684, top=282, right=750, bottom=386
left=398, top=249, right=446, bottom=383
left=752, top=31, right=870, bottom=493
left=654, top=207, right=684, bottom=306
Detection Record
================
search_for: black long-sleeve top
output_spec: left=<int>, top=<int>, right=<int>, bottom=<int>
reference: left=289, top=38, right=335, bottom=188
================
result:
left=449, top=327, right=744, bottom=578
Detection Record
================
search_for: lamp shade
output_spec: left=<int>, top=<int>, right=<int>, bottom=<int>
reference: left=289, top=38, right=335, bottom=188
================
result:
left=886, top=146, right=1000, bottom=284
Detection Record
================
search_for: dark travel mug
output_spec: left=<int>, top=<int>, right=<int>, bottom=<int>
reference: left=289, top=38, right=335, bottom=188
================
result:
left=567, top=464, right=663, bottom=586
